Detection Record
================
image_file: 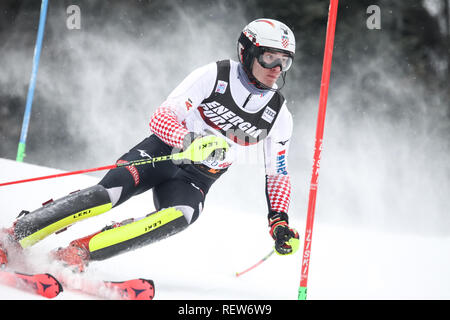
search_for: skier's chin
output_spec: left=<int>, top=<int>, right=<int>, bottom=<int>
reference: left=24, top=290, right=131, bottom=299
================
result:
left=264, top=76, right=278, bottom=87
left=254, top=72, right=280, bottom=88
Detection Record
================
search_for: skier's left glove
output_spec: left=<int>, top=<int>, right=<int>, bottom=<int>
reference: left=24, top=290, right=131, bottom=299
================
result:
left=268, top=212, right=300, bottom=256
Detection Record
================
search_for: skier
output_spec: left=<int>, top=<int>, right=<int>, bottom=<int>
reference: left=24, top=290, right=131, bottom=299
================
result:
left=0, top=18, right=299, bottom=272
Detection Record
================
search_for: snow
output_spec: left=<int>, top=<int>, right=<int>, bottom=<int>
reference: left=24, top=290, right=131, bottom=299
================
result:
left=0, top=157, right=450, bottom=300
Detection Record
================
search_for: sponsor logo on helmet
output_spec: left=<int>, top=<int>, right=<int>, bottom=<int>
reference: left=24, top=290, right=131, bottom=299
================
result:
left=243, top=28, right=258, bottom=44
left=281, top=35, right=289, bottom=48
left=280, top=26, right=290, bottom=49
left=244, top=28, right=257, bottom=39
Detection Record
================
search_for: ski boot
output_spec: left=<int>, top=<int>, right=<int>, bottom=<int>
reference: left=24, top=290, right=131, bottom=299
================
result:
left=50, top=219, right=126, bottom=273
left=51, top=232, right=98, bottom=273
left=0, top=225, right=22, bottom=269
left=0, top=243, right=7, bottom=268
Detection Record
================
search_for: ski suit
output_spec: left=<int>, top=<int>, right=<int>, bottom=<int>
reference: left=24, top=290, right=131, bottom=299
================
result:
left=12, top=60, right=293, bottom=261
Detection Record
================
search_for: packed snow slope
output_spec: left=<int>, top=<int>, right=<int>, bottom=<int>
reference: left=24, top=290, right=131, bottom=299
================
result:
left=0, top=157, right=449, bottom=300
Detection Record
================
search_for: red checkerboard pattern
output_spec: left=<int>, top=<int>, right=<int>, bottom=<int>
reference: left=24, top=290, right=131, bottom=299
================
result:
left=266, top=174, right=291, bottom=213
left=149, top=106, right=189, bottom=149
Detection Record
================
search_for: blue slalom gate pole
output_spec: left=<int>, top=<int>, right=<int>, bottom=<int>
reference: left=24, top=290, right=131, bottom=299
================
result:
left=16, top=0, right=49, bottom=162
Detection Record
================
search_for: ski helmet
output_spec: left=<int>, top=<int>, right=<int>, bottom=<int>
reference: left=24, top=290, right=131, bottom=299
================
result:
left=237, top=18, right=296, bottom=90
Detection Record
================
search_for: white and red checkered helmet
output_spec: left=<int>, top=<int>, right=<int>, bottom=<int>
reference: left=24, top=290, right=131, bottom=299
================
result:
left=238, top=19, right=295, bottom=74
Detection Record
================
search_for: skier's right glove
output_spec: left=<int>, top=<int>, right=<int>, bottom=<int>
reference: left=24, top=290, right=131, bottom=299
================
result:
left=181, top=132, right=229, bottom=163
left=268, top=212, right=300, bottom=256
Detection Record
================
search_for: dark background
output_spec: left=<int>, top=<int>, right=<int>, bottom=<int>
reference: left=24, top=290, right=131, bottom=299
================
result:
left=0, top=0, right=448, bottom=168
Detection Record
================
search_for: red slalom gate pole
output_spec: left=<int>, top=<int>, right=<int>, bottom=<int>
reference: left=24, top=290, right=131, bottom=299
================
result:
left=298, top=0, right=339, bottom=300
left=0, top=164, right=117, bottom=187
left=0, top=152, right=181, bottom=187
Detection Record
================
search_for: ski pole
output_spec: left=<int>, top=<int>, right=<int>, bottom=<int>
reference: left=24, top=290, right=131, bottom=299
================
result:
left=235, top=250, right=275, bottom=277
left=16, top=0, right=49, bottom=162
left=298, top=0, right=339, bottom=300
left=1, top=135, right=229, bottom=187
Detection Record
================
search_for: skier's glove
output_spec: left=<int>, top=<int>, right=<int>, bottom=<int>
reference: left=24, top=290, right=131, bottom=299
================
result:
left=181, top=132, right=229, bottom=163
left=268, top=212, right=300, bottom=256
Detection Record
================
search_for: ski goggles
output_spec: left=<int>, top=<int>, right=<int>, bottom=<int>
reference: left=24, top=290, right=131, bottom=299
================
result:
left=257, top=49, right=293, bottom=71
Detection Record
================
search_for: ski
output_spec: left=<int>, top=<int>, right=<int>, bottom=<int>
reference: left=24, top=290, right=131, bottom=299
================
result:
left=56, top=272, right=155, bottom=300
left=102, top=278, right=155, bottom=300
left=0, top=269, right=63, bottom=298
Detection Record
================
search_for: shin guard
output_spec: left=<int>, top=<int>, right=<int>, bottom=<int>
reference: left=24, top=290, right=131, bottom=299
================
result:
left=14, top=185, right=112, bottom=248
left=80, top=207, right=188, bottom=261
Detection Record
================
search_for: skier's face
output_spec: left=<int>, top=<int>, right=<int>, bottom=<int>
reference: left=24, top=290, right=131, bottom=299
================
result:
left=252, top=57, right=282, bottom=88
